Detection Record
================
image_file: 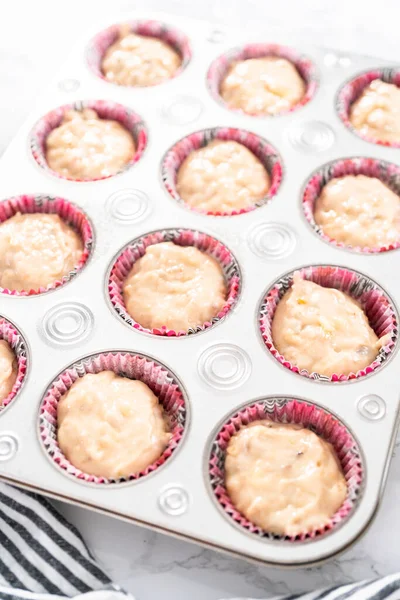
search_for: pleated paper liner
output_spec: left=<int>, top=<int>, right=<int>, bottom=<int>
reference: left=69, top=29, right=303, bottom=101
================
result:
left=161, top=127, right=283, bottom=216
left=0, top=317, right=28, bottom=414
left=108, top=228, right=241, bottom=337
left=207, top=396, right=364, bottom=542
left=302, top=157, right=400, bottom=253
left=337, top=68, right=400, bottom=147
left=87, top=20, right=192, bottom=86
left=259, top=265, right=398, bottom=382
left=0, top=194, right=93, bottom=296
left=207, top=43, right=318, bottom=117
left=39, top=351, right=188, bottom=485
left=30, top=99, right=147, bottom=182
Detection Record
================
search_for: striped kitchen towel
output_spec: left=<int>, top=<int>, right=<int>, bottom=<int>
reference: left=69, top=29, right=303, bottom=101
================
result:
left=0, top=482, right=399, bottom=600
left=0, top=483, right=132, bottom=600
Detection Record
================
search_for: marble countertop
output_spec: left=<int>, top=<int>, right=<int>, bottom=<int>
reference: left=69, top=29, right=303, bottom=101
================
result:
left=1, top=1, right=400, bottom=598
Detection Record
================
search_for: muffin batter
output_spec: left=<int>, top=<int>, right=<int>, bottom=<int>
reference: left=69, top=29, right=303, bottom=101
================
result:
left=102, top=27, right=181, bottom=86
left=0, top=340, right=17, bottom=404
left=57, top=371, right=171, bottom=479
left=225, top=421, right=347, bottom=537
left=176, top=140, right=270, bottom=213
left=272, top=275, right=385, bottom=376
left=220, top=56, right=306, bottom=115
left=349, top=79, right=400, bottom=144
left=46, top=108, right=135, bottom=180
left=0, top=213, right=83, bottom=292
left=314, top=175, right=400, bottom=249
left=123, top=241, right=227, bottom=332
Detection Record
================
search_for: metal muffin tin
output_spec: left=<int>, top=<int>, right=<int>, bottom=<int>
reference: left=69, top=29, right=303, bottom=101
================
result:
left=0, top=10, right=399, bottom=567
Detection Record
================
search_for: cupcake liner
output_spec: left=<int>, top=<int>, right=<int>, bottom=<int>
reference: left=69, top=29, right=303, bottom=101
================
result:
left=0, top=317, right=28, bottom=413
left=337, top=68, right=400, bottom=148
left=207, top=397, right=363, bottom=542
left=86, top=20, right=192, bottom=86
left=38, top=351, right=188, bottom=485
left=161, top=127, right=283, bottom=216
left=302, top=157, right=400, bottom=253
left=0, top=194, right=93, bottom=296
left=259, top=265, right=398, bottom=382
left=108, top=228, right=241, bottom=337
left=30, top=100, right=147, bottom=182
left=207, top=43, right=318, bottom=117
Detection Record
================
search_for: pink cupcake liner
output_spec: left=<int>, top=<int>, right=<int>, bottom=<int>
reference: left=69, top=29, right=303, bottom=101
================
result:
left=39, top=351, right=188, bottom=485
left=161, top=127, right=283, bottom=217
left=30, top=100, right=147, bottom=182
left=0, top=317, right=28, bottom=413
left=0, top=194, right=93, bottom=297
left=259, top=265, right=398, bottom=382
left=87, top=20, right=192, bottom=86
left=302, top=157, right=400, bottom=253
left=207, top=396, right=363, bottom=542
left=337, top=68, right=400, bottom=147
left=108, top=228, right=241, bottom=337
left=207, top=43, right=318, bottom=117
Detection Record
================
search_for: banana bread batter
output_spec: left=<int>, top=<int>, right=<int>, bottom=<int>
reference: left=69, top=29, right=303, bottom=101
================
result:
left=0, top=340, right=17, bottom=404
left=225, top=421, right=347, bottom=537
left=0, top=213, right=83, bottom=292
left=46, top=108, right=135, bottom=180
left=220, top=56, right=306, bottom=115
left=123, top=242, right=227, bottom=332
left=176, top=140, right=270, bottom=213
left=57, top=371, right=171, bottom=479
left=349, top=79, right=400, bottom=144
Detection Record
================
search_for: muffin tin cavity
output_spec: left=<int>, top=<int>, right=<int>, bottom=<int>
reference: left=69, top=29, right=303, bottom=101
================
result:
left=0, top=194, right=93, bottom=296
left=206, top=397, right=363, bottom=542
left=30, top=100, right=147, bottom=182
left=337, top=68, right=400, bottom=147
left=87, top=20, right=192, bottom=87
left=161, top=127, right=283, bottom=216
left=207, top=43, right=318, bottom=117
left=107, top=228, right=241, bottom=337
left=0, top=317, right=28, bottom=415
left=302, top=157, right=400, bottom=254
left=259, top=265, right=398, bottom=382
left=38, top=351, right=189, bottom=485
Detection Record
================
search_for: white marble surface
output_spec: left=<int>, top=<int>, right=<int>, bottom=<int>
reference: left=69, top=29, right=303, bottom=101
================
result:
left=1, top=1, right=400, bottom=598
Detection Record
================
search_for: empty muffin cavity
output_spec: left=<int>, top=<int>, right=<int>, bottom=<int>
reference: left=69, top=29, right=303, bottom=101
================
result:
left=30, top=100, right=147, bottom=182
left=0, top=194, right=93, bottom=296
left=39, top=351, right=188, bottom=484
left=303, top=157, right=400, bottom=253
left=207, top=397, right=363, bottom=542
left=207, top=43, right=317, bottom=117
left=337, top=68, right=400, bottom=147
left=87, top=20, right=191, bottom=87
left=0, top=317, right=28, bottom=413
left=259, top=265, right=398, bottom=382
left=108, top=229, right=241, bottom=337
left=161, top=128, right=283, bottom=216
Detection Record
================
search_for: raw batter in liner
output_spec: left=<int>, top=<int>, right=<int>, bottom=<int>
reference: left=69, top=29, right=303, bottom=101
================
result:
left=176, top=140, right=270, bottom=213
left=271, top=274, right=387, bottom=377
left=0, top=213, right=83, bottom=292
left=46, top=108, right=135, bottom=180
left=102, top=25, right=181, bottom=87
left=220, top=56, right=306, bottom=115
left=349, top=79, right=400, bottom=144
left=225, top=421, right=347, bottom=537
left=123, top=242, right=227, bottom=332
left=0, top=340, right=17, bottom=404
left=314, top=175, right=400, bottom=249
left=57, top=371, right=171, bottom=479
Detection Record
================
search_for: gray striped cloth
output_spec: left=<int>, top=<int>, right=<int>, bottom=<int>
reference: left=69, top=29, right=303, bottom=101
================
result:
left=0, top=483, right=398, bottom=600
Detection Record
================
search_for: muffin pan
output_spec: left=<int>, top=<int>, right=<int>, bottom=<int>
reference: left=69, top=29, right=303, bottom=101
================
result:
left=0, top=11, right=399, bottom=567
